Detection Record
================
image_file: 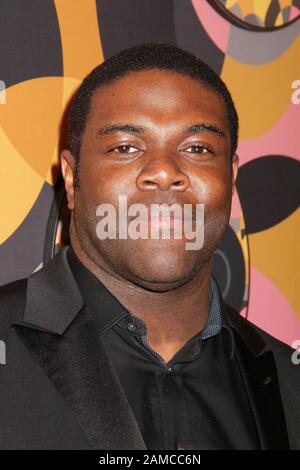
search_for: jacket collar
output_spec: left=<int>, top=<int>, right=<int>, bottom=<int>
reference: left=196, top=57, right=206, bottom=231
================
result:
left=20, top=246, right=84, bottom=334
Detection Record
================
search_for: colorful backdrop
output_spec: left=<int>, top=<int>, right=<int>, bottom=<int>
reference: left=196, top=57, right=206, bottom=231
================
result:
left=0, top=0, right=300, bottom=346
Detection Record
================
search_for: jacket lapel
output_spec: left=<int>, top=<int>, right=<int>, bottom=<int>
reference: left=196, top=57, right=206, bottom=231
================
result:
left=225, top=304, right=290, bottom=449
left=13, top=247, right=146, bottom=450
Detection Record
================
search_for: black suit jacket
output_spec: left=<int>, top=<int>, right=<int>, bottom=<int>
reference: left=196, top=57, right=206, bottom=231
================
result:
left=0, top=246, right=299, bottom=449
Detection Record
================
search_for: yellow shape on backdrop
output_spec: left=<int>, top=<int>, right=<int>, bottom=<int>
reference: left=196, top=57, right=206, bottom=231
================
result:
left=225, top=1, right=239, bottom=9
left=238, top=0, right=256, bottom=18
left=275, top=12, right=284, bottom=26
left=0, top=126, right=44, bottom=244
left=45, top=77, right=81, bottom=184
left=221, top=33, right=300, bottom=139
left=0, top=73, right=82, bottom=243
left=0, top=77, right=64, bottom=180
left=253, top=0, right=272, bottom=21
left=279, top=0, right=293, bottom=10
left=54, top=0, right=104, bottom=79
left=248, top=208, right=300, bottom=318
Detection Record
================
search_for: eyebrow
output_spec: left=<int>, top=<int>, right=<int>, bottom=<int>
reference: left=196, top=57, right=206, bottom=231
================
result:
left=183, top=123, right=226, bottom=138
left=98, top=124, right=146, bottom=135
left=97, top=123, right=226, bottom=138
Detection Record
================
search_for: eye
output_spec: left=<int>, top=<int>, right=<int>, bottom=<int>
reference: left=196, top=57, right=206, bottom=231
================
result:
left=184, top=144, right=214, bottom=155
left=108, top=145, right=139, bottom=154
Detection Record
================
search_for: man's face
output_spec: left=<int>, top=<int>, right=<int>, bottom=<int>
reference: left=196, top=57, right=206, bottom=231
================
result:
left=62, top=69, right=238, bottom=291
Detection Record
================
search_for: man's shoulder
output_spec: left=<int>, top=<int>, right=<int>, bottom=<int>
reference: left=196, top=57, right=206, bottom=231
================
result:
left=225, top=303, right=295, bottom=353
left=225, top=303, right=299, bottom=378
left=0, top=248, right=72, bottom=331
left=250, top=321, right=295, bottom=357
left=224, top=304, right=300, bottom=449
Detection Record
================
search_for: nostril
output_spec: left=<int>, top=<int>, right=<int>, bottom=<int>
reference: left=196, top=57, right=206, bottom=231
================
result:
left=137, top=171, right=190, bottom=192
left=172, top=180, right=188, bottom=188
left=143, top=180, right=157, bottom=188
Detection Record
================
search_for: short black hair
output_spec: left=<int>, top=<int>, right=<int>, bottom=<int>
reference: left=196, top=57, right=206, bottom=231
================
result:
left=68, top=43, right=239, bottom=184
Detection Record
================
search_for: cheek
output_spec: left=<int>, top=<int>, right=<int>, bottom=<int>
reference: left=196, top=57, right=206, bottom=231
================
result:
left=192, top=169, right=232, bottom=209
left=79, top=159, right=137, bottom=211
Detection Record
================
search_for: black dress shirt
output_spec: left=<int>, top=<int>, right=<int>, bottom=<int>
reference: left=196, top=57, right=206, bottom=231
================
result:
left=67, top=245, right=259, bottom=450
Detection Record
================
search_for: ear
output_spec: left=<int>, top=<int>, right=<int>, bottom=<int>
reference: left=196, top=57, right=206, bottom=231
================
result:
left=60, top=149, right=76, bottom=210
left=231, top=153, right=239, bottom=196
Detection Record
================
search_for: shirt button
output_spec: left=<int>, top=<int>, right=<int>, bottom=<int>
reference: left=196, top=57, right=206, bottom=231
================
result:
left=127, top=322, right=137, bottom=332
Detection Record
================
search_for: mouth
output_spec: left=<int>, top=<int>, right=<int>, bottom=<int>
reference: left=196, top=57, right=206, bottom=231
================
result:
left=140, top=214, right=183, bottom=230
left=130, top=209, right=195, bottom=231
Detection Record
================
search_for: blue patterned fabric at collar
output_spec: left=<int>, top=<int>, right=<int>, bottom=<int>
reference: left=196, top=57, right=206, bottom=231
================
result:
left=201, top=276, right=235, bottom=358
left=200, top=275, right=223, bottom=340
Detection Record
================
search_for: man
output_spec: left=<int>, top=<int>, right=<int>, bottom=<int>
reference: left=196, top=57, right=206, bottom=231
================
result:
left=0, top=43, right=299, bottom=450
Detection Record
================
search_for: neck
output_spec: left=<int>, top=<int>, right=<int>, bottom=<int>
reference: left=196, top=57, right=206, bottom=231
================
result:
left=69, top=221, right=212, bottom=362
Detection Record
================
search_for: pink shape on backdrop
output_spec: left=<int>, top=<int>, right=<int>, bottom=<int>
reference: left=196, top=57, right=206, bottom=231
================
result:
left=246, top=266, right=300, bottom=347
left=240, top=307, right=247, bottom=318
left=191, top=0, right=230, bottom=53
left=237, top=99, right=300, bottom=167
left=289, top=6, right=300, bottom=21
left=230, top=190, right=242, bottom=219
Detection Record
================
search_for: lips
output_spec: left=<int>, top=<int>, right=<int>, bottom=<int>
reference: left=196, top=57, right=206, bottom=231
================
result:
left=129, top=208, right=195, bottom=223
left=129, top=209, right=195, bottom=233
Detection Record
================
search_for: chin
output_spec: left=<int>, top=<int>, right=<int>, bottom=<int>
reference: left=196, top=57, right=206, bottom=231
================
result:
left=121, top=253, right=204, bottom=291
left=126, top=274, right=189, bottom=292
left=92, top=237, right=212, bottom=290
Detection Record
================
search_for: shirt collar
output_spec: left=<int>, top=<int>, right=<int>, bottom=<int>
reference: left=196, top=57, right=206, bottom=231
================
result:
left=67, top=245, right=129, bottom=333
left=67, top=245, right=235, bottom=356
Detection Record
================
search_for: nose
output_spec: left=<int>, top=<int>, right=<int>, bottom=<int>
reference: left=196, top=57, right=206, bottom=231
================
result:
left=136, top=157, right=190, bottom=192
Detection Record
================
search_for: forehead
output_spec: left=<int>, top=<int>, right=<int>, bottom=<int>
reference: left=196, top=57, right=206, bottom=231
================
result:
left=88, top=69, right=227, bottom=128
